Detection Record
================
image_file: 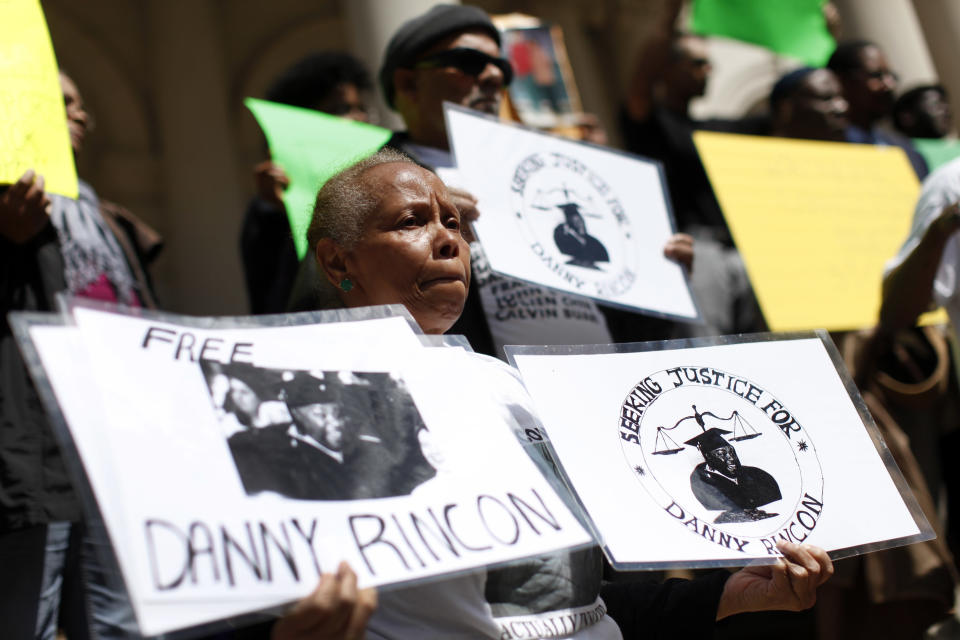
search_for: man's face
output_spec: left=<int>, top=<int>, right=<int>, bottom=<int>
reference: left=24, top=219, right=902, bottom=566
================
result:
left=705, top=445, right=741, bottom=478
left=292, top=402, right=344, bottom=451
left=845, top=45, right=897, bottom=121
left=398, top=29, right=507, bottom=148
left=790, top=69, right=849, bottom=140
left=909, top=89, right=952, bottom=138
left=313, top=82, right=370, bottom=123
left=60, top=72, right=89, bottom=154
left=665, top=36, right=712, bottom=100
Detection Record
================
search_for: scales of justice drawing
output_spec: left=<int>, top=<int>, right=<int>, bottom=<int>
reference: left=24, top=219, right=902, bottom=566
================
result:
left=531, top=185, right=610, bottom=270
left=652, top=405, right=782, bottom=524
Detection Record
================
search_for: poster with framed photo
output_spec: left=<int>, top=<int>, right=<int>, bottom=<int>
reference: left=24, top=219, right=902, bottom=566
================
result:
left=492, top=13, right=583, bottom=129
left=444, top=103, right=700, bottom=323
left=507, top=332, right=934, bottom=569
left=11, top=302, right=593, bottom=636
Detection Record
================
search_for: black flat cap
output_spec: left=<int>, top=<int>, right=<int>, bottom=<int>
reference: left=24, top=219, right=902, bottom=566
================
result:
left=379, top=4, right=501, bottom=110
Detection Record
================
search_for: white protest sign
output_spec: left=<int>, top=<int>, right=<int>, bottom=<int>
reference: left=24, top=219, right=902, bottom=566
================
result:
left=23, top=307, right=591, bottom=635
left=509, top=334, right=931, bottom=567
left=445, top=104, right=699, bottom=321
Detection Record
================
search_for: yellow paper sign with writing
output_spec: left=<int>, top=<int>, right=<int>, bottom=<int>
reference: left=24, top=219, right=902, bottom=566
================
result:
left=0, top=0, right=77, bottom=198
left=693, top=131, right=942, bottom=331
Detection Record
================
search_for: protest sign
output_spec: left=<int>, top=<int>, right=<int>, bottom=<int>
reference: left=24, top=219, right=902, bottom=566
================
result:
left=691, top=0, right=835, bottom=66
left=694, top=131, right=923, bottom=332
left=245, top=98, right=392, bottom=259
left=508, top=333, right=932, bottom=568
left=445, top=104, right=700, bottom=322
left=493, top=14, right=582, bottom=129
left=1, top=0, right=77, bottom=197
left=13, top=304, right=592, bottom=635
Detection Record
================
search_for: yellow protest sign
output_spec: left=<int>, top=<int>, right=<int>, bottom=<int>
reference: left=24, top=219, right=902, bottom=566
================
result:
left=0, top=0, right=77, bottom=198
left=694, top=131, right=932, bottom=332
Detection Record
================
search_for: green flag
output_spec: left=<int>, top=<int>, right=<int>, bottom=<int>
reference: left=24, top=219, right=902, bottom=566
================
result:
left=912, top=138, right=960, bottom=174
left=245, top=98, right=393, bottom=259
left=691, top=0, right=836, bottom=66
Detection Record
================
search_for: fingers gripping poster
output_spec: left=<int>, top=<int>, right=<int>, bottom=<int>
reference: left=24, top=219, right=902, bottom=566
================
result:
left=508, top=334, right=932, bottom=568
left=444, top=104, right=699, bottom=322
left=15, top=305, right=592, bottom=635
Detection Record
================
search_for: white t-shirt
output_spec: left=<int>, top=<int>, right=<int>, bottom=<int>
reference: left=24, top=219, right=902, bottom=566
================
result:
left=886, top=156, right=960, bottom=334
left=471, top=242, right=613, bottom=359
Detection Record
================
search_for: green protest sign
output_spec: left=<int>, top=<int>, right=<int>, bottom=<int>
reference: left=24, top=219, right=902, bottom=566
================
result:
left=912, top=138, right=960, bottom=174
left=691, top=0, right=835, bottom=66
left=245, top=98, right=393, bottom=259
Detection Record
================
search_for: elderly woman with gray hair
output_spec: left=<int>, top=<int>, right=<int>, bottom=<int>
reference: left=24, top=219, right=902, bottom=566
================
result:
left=271, top=149, right=832, bottom=640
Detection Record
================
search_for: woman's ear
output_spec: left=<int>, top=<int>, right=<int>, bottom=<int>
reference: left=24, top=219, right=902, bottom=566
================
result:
left=315, top=238, right=349, bottom=287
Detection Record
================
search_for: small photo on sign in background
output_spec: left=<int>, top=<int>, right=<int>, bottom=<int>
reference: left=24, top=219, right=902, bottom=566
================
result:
left=199, top=361, right=436, bottom=501
left=495, top=14, right=582, bottom=129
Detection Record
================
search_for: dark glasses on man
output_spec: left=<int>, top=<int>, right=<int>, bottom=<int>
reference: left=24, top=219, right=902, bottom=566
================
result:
left=412, top=48, right=513, bottom=86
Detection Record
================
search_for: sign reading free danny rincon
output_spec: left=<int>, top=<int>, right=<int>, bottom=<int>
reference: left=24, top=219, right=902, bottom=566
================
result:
left=508, top=332, right=933, bottom=569
left=445, top=104, right=699, bottom=322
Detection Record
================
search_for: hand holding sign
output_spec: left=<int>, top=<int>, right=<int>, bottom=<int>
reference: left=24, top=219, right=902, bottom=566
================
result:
left=0, top=169, right=51, bottom=243
left=272, top=562, right=377, bottom=640
left=254, top=160, right=290, bottom=207
left=717, top=541, right=833, bottom=619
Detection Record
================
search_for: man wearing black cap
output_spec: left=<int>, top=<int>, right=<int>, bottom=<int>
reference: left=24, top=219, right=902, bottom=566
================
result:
left=380, top=3, right=509, bottom=159
left=686, top=427, right=781, bottom=523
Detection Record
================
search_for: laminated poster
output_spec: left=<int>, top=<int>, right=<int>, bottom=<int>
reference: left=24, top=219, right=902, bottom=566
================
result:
left=508, top=333, right=933, bottom=569
left=445, top=104, right=700, bottom=323
left=12, top=303, right=592, bottom=636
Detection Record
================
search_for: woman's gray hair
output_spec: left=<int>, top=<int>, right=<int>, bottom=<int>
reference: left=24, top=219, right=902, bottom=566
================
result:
left=306, top=147, right=417, bottom=253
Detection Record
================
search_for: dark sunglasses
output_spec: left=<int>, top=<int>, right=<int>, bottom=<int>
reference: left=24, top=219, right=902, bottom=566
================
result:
left=412, top=48, right=513, bottom=86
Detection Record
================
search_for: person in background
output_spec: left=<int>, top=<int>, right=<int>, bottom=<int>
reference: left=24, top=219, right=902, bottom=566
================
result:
left=0, top=71, right=162, bottom=639
left=769, top=67, right=849, bottom=142
left=619, top=0, right=765, bottom=340
left=827, top=40, right=929, bottom=179
left=241, top=52, right=372, bottom=315
left=893, top=84, right=953, bottom=140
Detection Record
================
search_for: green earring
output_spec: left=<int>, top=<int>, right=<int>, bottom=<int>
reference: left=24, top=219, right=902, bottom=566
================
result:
left=339, top=278, right=353, bottom=292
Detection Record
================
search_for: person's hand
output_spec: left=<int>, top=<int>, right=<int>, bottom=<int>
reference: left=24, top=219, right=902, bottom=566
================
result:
left=0, top=170, right=51, bottom=244
left=271, top=562, right=377, bottom=640
left=254, top=161, right=290, bottom=206
left=716, top=541, right=833, bottom=620
left=448, top=185, right=479, bottom=243
left=663, top=232, right=694, bottom=272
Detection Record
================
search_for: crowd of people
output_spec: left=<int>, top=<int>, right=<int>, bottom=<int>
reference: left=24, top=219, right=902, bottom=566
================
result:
left=2, top=1, right=959, bottom=638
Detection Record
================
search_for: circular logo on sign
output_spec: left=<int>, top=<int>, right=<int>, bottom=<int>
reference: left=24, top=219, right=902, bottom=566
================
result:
left=509, top=152, right=636, bottom=298
left=618, top=366, right=824, bottom=556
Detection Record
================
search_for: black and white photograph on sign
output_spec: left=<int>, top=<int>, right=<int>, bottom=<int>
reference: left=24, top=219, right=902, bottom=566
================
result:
left=508, top=333, right=932, bottom=568
left=14, top=306, right=593, bottom=635
left=200, top=361, right=436, bottom=501
left=444, top=104, right=699, bottom=322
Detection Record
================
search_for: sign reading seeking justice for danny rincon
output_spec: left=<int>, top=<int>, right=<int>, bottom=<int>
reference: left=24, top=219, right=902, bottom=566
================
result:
left=509, top=334, right=932, bottom=567
left=445, top=104, right=700, bottom=322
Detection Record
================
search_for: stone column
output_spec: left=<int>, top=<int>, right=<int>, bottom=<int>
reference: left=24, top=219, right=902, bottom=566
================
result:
left=146, top=0, right=247, bottom=314
left=343, top=0, right=459, bottom=130
left=832, top=0, right=937, bottom=89
left=911, top=0, right=960, bottom=127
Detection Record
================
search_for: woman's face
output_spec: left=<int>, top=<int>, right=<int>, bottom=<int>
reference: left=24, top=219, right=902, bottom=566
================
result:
left=344, top=163, right=470, bottom=334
